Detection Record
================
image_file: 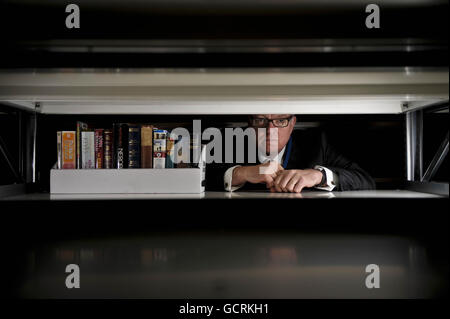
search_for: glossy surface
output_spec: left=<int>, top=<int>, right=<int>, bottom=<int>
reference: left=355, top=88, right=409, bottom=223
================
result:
left=1, top=190, right=443, bottom=201
left=16, top=233, right=447, bottom=298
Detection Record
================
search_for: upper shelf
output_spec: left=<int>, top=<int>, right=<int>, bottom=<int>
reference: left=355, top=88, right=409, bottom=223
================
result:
left=0, top=68, right=448, bottom=114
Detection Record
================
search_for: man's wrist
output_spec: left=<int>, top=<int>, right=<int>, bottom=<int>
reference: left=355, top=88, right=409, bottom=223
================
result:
left=314, top=168, right=327, bottom=186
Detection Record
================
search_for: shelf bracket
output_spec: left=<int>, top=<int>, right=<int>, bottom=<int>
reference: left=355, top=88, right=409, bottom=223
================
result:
left=422, top=132, right=449, bottom=182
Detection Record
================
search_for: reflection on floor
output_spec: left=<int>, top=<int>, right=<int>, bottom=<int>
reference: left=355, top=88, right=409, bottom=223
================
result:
left=17, top=233, right=447, bottom=298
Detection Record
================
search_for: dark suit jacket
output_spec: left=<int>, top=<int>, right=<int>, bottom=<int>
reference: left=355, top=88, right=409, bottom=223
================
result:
left=205, top=129, right=376, bottom=191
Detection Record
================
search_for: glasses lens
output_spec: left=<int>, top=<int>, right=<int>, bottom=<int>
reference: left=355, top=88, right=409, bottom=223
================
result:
left=273, top=119, right=289, bottom=127
left=252, top=118, right=266, bottom=127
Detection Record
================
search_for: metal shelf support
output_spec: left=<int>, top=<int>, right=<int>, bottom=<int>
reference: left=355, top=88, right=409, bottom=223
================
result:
left=406, top=110, right=423, bottom=181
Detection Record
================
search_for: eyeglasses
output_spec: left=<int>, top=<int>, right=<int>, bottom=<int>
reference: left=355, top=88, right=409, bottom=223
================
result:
left=250, top=116, right=293, bottom=128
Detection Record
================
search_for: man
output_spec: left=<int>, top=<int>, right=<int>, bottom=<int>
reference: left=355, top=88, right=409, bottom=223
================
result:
left=209, top=114, right=375, bottom=193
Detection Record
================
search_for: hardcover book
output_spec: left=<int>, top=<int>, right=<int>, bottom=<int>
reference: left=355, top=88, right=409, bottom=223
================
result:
left=57, top=131, right=62, bottom=169
left=61, top=131, right=76, bottom=169
left=141, top=125, right=154, bottom=168
left=153, top=129, right=167, bottom=169
left=113, top=123, right=128, bottom=169
left=191, top=132, right=201, bottom=168
left=76, top=121, right=89, bottom=169
left=81, top=131, right=95, bottom=169
left=166, top=133, right=177, bottom=168
left=104, top=129, right=113, bottom=169
left=128, top=125, right=141, bottom=168
left=95, top=129, right=104, bottom=169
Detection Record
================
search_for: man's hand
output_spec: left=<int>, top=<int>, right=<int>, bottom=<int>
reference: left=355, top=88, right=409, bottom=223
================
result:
left=270, top=169, right=323, bottom=193
left=232, top=161, right=284, bottom=187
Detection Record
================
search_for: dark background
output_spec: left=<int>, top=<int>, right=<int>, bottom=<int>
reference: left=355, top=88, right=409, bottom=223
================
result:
left=1, top=112, right=448, bottom=188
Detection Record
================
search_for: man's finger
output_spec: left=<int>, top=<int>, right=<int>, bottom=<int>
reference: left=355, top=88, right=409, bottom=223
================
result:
left=274, top=171, right=285, bottom=185
left=263, top=174, right=274, bottom=186
left=266, top=173, right=278, bottom=188
left=286, top=175, right=300, bottom=192
left=265, top=176, right=275, bottom=188
left=293, top=178, right=305, bottom=193
left=273, top=180, right=283, bottom=192
left=279, top=171, right=295, bottom=191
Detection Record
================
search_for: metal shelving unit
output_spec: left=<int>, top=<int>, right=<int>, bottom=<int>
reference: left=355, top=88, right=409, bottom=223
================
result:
left=0, top=68, right=448, bottom=199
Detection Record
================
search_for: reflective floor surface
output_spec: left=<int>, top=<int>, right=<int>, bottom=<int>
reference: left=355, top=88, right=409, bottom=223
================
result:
left=13, top=233, right=448, bottom=298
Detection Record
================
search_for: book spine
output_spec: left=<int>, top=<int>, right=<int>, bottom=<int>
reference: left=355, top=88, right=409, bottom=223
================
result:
left=57, top=131, right=62, bottom=169
left=76, top=121, right=88, bottom=169
left=95, top=129, right=104, bottom=169
left=61, top=131, right=76, bottom=169
left=166, top=133, right=176, bottom=168
left=190, top=133, right=201, bottom=168
left=122, top=124, right=129, bottom=168
left=176, top=134, right=190, bottom=168
left=114, top=124, right=124, bottom=169
left=128, top=125, right=141, bottom=168
left=81, top=131, right=95, bottom=169
left=104, top=129, right=113, bottom=169
left=140, top=125, right=153, bottom=168
left=114, top=124, right=129, bottom=169
left=153, top=129, right=167, bottom=169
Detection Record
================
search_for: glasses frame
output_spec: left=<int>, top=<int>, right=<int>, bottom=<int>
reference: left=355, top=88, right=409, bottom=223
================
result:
left=249, top=116, right=294, bottom=128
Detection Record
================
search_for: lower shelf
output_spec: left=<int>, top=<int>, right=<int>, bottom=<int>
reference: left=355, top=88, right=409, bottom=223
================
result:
left=1, top=189, right=445, bottom=201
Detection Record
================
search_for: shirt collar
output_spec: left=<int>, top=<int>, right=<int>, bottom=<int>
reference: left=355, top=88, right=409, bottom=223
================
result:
left=258, top=146, right=286, bottom=164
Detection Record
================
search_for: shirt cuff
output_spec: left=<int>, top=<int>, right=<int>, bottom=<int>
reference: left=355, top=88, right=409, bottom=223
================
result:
left=313, top=165, right=338, bottom=191
left=224, top=165, right=246, bottom=192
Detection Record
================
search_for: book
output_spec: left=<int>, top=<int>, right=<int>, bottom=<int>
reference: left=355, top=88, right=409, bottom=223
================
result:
left=153, top=129, right=167, bottom=169
left=57, top=131, right=62, bottom=169
left=95, top=129, right=104, bottom=169
left=128, top=125, right=141, bottom=168
left=81, top=131, right=95, bottom=169
left=113, top=123, right=128, bottom=169
left=61, top=131, right=76, bottom=169
left=166, top=133, right=176, bottom=168
left=76, top=121, right=89, bottom=169
left=191, top=132, right=201, bottom=168
left=104, top=129, right=113, bottom=169
left=141, top=125, right=154, bottom=168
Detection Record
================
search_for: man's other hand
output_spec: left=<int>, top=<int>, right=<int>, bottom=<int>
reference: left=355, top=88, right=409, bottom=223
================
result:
left=270, top=169, right=323, bottom=193
left=232, top=162, right=284, bottom=187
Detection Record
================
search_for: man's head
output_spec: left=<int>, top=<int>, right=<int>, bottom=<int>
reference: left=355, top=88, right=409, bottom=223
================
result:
left=249, top=114, right=296, bottom=154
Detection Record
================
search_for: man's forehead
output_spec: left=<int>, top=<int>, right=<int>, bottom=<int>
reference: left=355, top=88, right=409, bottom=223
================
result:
left=253, top=114, right=292, bottom=118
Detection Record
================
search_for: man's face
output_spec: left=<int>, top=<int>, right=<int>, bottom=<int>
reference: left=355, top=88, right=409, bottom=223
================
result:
left=251, top=114, right=296, bottom=155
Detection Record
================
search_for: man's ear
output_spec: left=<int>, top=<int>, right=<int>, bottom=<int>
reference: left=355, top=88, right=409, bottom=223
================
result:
left=291, top=115, right=297, bottom=126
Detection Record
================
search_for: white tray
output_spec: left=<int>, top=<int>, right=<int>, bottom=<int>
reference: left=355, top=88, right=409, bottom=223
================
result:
left=50, top=146, right=206, bottom=194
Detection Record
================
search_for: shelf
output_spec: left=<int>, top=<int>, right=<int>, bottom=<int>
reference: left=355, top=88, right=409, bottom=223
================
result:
left=0, top=190, right=444, bottom=201
left=1, top=68, right=448, bottom=114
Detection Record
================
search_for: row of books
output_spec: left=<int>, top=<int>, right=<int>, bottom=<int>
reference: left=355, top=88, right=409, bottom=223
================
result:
left=56, top=122, right=193, bottom=169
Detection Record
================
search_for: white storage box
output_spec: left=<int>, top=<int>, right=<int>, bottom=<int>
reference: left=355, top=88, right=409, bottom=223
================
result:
left=50, top=147, right=206, bottom=194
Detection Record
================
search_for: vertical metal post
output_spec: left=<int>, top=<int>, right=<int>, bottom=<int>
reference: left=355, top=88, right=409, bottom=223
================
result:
left=25, top=104, right=38, bottom=184
left=406, top=110, right=423, bottom=181
left=18, top=111, right=24, bottom=179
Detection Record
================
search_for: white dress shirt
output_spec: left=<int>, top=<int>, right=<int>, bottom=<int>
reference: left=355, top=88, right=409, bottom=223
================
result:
left=224, top=146, right=338, bottom=192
